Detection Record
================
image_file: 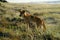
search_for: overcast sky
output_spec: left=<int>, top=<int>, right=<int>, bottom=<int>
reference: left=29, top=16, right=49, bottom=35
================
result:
left=6, top=0, right=60, bottom=3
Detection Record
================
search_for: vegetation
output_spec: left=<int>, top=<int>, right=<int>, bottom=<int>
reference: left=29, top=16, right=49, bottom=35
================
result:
left=0, top=0, right=7, bottom=2
left=0, top=2, right=60, bottom=40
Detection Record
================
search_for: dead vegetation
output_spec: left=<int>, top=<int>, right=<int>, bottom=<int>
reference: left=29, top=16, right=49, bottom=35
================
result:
left=0, top=2, right=60, bottom=40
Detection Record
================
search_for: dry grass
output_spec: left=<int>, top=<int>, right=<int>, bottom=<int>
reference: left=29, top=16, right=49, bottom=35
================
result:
left=0, top=2, right=60, bottom=40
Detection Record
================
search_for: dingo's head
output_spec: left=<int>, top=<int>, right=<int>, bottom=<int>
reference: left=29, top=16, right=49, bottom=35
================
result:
left=19, top=10, right=31, bottom=17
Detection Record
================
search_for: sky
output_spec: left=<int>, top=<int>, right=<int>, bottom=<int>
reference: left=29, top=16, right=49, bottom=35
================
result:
left=6, top=0, right=60, bottom=3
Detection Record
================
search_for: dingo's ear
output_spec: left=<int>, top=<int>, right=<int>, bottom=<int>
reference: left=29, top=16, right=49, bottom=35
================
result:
left=19, top=10, right=25, bottom=13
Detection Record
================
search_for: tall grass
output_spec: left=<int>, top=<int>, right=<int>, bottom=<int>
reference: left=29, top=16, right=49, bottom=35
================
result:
left=0, top=2, right=60, bottom=40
